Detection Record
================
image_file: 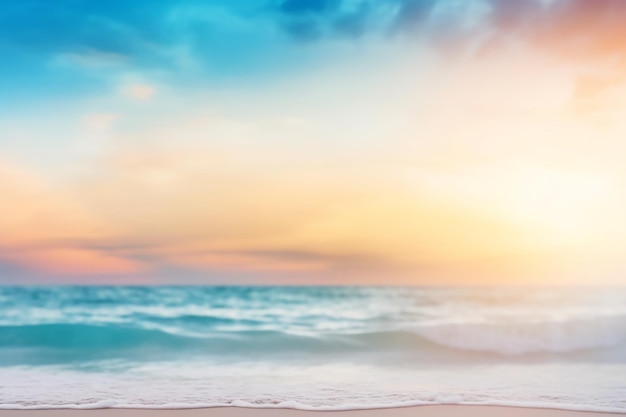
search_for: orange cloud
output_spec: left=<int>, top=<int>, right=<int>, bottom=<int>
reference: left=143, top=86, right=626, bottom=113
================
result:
left=0, top=160, right=147, bottom=278
left=5, top=246, right=145, bottom=276
left=66, top=144, right=543, bottom=283
left=123, top=84, right=156, bottom=101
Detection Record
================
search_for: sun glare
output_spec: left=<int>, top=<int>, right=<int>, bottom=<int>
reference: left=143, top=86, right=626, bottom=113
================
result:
left=504, top=166, right=617, bottom=244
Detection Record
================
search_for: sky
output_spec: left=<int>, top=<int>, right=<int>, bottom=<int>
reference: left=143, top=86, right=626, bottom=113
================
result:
left=2, top=0, right=626, bottom=285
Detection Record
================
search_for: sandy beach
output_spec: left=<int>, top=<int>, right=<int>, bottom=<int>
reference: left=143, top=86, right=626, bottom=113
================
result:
left=2, top=406, right=624, bottom=417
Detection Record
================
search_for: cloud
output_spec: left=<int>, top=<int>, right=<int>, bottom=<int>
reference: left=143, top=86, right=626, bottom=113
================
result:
left=62, top=137, right=534, bottom=284
left=3, top=245, right=146, bottom=276
left=272, top=0, right=626, bottom=79
left=3, top=0, right=626, bottom=91
left=123, top=84, right=156, bottom=101
left=273, top=0, right=430, bottom=41
left=0, top=160, right=147, bottom=279
left=0, top=1, right=177, bottom=55
left=164, top=249, right=329, bottom=272
left=4, top=0, right=626, bottom=285
left=53, top=49, right=128, bottom=70
left=537, top=0, right=626, bottom=65
left=0, top=0, right=280, bottom=79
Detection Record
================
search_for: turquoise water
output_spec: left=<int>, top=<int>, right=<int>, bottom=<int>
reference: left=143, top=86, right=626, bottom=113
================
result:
left=1, top=286, right=625, bottom=411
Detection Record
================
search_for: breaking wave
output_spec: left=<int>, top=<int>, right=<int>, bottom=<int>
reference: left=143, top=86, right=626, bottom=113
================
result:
left=1, top=314, right=623, bottom=358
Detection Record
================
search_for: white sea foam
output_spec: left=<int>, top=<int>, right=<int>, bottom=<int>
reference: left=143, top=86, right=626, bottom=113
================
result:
left=414, top=315, right=625, bottom=354
left=1, top=360, right=625, bottom=412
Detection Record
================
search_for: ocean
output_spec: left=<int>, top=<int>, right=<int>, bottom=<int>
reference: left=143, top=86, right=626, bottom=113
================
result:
left=0, top=286, right=624, bottom=412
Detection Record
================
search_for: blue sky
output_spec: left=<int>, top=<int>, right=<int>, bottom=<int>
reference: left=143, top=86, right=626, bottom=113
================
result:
left=1, top=0, right=614, bottom=106
left=0, top=0, right=512, bottom=100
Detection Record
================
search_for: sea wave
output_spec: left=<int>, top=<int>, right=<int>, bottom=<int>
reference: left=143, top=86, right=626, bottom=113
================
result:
left=1, top=315, right=623, bottom=357
left=2, top=287, right=626, bottom=412
left=415, top=316, right=624, bottom=354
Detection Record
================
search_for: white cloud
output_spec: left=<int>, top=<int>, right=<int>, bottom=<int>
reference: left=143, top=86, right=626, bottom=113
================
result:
left=123, top=84, right=157, bottom=101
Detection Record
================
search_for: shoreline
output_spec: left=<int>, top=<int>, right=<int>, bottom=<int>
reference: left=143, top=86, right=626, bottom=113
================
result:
left=2, top=405, right=625, bottom=417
